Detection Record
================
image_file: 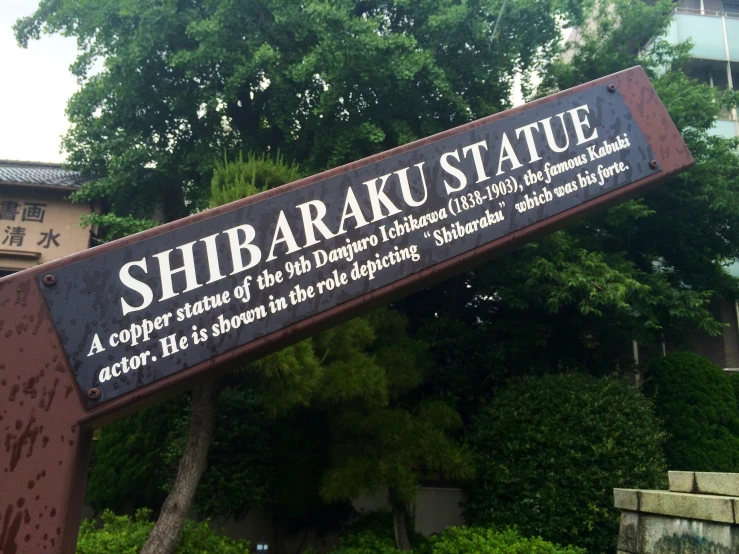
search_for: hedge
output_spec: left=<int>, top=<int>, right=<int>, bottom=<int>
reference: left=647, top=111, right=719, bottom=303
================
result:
left=644, top=352, right=739, bottom=472
left=464, top=373, right=666, bottom=553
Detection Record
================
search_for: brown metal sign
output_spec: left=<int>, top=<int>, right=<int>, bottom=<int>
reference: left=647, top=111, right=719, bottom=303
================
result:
left=0, top=67, right=694, bottom=553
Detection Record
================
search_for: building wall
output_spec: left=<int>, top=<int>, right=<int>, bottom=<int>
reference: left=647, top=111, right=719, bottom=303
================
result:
left=0, top=184, right=91, bottom=273
left=667, top=0, right=739, bottom=139
left=663, top=297, right=739, bottom=370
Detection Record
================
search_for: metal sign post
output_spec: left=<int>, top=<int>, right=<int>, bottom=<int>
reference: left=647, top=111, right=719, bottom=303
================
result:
left=0, top=67, right=694, bottom=553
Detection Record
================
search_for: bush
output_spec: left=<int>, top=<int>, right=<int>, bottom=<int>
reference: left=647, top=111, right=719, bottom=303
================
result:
left=644, top=352, right=739, bottom=472
left=465, top=373, right=666, bottom=554
left=426, top=527, right=586, bottom=554
left=210, top=151, right=300, bottom=207
left=313, top=527, right=583, bottom=554
left=330, top=531, right=403, bottom=554
left=340, top=510, right=426, bottom=550
left=86, top=398, right=185, bottom=513
left=76, top=509, right=250, bottom=554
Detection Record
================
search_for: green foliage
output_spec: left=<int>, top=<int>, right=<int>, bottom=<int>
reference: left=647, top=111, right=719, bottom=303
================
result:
left=162, top=384, right=272, bottom=519
left=247, top=338, right=324, bottom=417
left=730, top=374, right=739, bottom=412
left=77, top=510, right=153, bottom=554
left=86, top=155, right=388, bottom=527
left=80, top=213, right=158, bottom=243
left=425, top=527, right=586, bottom=554
left=644, top=352, right=739, bottom=472
left=341, top=511, right=425, bottom=550
left=465, top=373, right=666, bottom=554
left=16, top=0, right=587, bottom=222
left=542, top=0, right=674, bottom=91
left=313, top=316, right=387, bottom=409
left=401, top=0, right=739, bottom=397
left=266, top=409, right=353, bottom=532
left=86, top=398, right=185, bottom=513
left=543, top=0, right=739, bottom=319
left=320, top=311, right=474, bottom=509
left=309, top=526, right=585, bottom=554
left=210, top=151, right=300, bottom=207
left=331, top=532, right=401, bottom=554
left=76, top=509, right=249, bottom=554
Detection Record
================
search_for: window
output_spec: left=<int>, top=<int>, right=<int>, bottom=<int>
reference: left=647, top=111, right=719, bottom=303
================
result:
left=705, top=0, right=725, bottom=13
left=713, top=67, right=730, bottom=90
left=679, top=0, right=701, bottom=10
left=724, top=0, right=739, bottom=14
left=686, top=66, right=712, bottom=85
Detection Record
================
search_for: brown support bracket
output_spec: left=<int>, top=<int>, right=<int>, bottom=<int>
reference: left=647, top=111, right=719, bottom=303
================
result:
left=0, top=274, right=92, bottom=554
left=0, top=66, right=695, bottom=553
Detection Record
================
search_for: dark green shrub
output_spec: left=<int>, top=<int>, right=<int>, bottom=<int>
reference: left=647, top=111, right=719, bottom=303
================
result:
left=86, top=398, right=185, bottom=513
left=312, top=527, right=584, bottom=554
left=76, top=509, right=250, bottom=554
left=339, top=511, right=426, bottom=550
left=162, top=385, right=272, bottom=519
left=644, top=352, right=739, bottom=472
left=426, top=527, right=586, bottom=554
left=465, top=373, right=666, bottom=554
left=333, top=531, right=403, bottom=554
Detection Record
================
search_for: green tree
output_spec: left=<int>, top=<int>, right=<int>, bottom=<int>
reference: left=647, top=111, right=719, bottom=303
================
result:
left=398, top=0, right=739, bottom=412
left=465, top=373, right=667, bottom=554
left=320, top=310, right=474, bottom=550
left=160, top=384, right=272, bottom=520
left=138, top=152, right=317, bottom=554
left=15, top=0, right=588, bottom=236
left=86, top=397, right=186, bottom=514
left=128, top=153, right=399, bottom=553
left=644, top=352, right=739, bottom=472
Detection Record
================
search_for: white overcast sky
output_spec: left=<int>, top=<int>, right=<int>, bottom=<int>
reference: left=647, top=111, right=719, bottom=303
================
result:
left=0, top=0, right=78, bottom=163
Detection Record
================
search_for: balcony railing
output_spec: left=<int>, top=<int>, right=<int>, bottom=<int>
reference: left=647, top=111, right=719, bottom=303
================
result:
left=673, top=6, right=739, bottom=19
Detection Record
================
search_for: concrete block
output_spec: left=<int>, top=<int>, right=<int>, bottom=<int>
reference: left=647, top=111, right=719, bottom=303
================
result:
left=694, top=472, right=739, bottom=497
left=617, top=511, right=639, bottom=553
left=639, top=513, right=734, bottom=553
left=614, top=488, right=639, bottom=511
left=668, top=471, right=695, bottom=493
left=638, top=490, right=736, bottom=524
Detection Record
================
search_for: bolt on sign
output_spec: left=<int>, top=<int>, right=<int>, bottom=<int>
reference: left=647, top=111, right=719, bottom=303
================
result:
left=0, top=67, right=694, bottom=553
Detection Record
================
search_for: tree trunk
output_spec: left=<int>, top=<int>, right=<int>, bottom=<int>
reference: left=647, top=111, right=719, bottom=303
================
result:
left=140, top=382, right=220, bottom=554
left=390, top=490, right=412, bottom=551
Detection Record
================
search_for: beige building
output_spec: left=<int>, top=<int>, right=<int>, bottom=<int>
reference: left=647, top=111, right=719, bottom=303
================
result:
left=0, top=160, right=92, bottom=277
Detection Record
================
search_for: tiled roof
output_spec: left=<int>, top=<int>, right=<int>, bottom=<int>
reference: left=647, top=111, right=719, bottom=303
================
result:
left=0, top=160, right=87, bottom=189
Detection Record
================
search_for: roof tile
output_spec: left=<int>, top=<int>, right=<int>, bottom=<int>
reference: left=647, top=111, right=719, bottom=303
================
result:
left=0, top=160, right=87, bottom=189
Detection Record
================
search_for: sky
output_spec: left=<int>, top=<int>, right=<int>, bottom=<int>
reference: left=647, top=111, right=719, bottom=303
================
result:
left=0, top=0, right=79, bottom=163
